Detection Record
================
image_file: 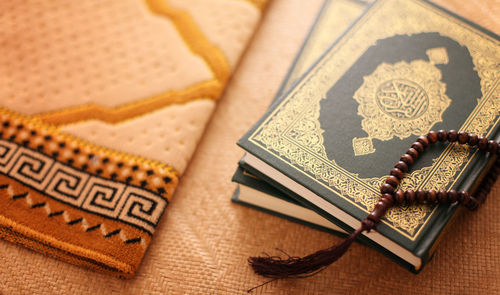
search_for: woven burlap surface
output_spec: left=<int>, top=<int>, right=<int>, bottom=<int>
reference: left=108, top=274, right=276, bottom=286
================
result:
left=1, top=0, right=499, bottom=294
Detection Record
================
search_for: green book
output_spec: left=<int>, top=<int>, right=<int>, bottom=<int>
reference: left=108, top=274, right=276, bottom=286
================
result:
left=237, top=0, right=500, bottom=273
left=232, top=0, right=369, bottom=237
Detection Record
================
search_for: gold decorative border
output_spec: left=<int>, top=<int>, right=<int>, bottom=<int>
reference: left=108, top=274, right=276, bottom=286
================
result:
left=249, top=0, right=500, bottom=240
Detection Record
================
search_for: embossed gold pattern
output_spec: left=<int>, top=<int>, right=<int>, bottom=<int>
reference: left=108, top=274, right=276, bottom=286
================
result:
left=426, top=47, right=449, bottom=65
left=352, top=137, right=375, bottom=156
left=249, top=0, right=500, bottom=239
left=352, top=60, right=451, bottom=155
left=375, top=79, right=428, bottom=120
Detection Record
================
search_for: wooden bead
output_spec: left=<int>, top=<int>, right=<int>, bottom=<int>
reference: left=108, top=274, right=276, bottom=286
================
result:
left=416, top=189, right=426, bottom=203
left=404, top=189, right=416, bottom=204
left=467, top=133, right=479, bottom=146
left=368, top=209, right=384, bottom=223
left=437, top=129, right=448, bottom=142
left=448, top=189, right=458, bottom=203
left=426, top=190, right=437, bottom=204
left=411, top=142, right=424, bottom=153
left=458, top=131, right=468, bottom=144
left=390, top=168, right=403, bottom=179
left=380, top=183, right=395, bottom=194
left=381, top=194, right=395, bottom=207
left=377, top=200, right=389, bottom=209
left=381, top=193, right=395, bottom=207
left=366, top=129, right=499, bottom=219
left=448, top=130, right=458, bottom=142
left=466, top=197, right=479, bottom=211
left=488, top=140, right=498, bottom=154
left=385, top=175, right=399, bottom=188
left=400, top=154, right=414, bottom=166
left=368, top=201, right=389, bottom=223
left=458, top=191, right=471, bottom=205
left=427, top=131, right=438, bottom=144
left=417, top=136, right=429, bottom=148
left=437, top=189, right=448, bottom=204
left=394, top=190, right=405, bottom=205
left=406, top=148, right=419, bottom=159
left=478, top=137, right=488, bottom=150
left=394, top=161, right=409, bottom=173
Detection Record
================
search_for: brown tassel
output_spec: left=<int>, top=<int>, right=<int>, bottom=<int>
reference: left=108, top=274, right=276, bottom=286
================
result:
left=248, top=219, right=374, bottom=278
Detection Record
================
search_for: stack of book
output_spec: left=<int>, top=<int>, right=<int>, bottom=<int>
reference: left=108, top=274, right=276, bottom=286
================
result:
left=232, top=0, right=500, bottom=272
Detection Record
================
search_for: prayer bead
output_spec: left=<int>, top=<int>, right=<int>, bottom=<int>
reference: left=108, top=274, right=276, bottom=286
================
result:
left=437, top=129, right=447, bottom=142
left=459, top=191, right=471, bottom=205
left=488, top=140, right=498, bottom=154
left=394, top=190, right=405, bottom=205
left=458, top=131, right=468, bottom=144
left=448, top=130, right=458, bottom=142
left=385, top=175, right=399, bottom=188
left=416, top=189, right=426, bottom=203
left=427, top=131, right=438, bottom=143
left=417, top=136, right=429, bottom=148
left=411, top=142, right=424, bottom=153
left=437, top=189, right=448, bottom=204
left=394, top=161, right=409, bottom=173
left=404, top=190, right=416, bottom=204
left=448, top=190, right=458, bottom=203
left=406, top=148, right=419, bottom=159
left=390, top=168, right=403, bottom=179
left=400, top=154, right=414, bottom=166
left=478, top=137, right=488, bottom=150
left=426, top=190, right=437, bottom=204
left=380, top=183, right=395, bottom=194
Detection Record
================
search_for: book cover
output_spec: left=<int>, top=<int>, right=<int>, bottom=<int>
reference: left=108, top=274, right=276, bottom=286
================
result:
left=238, top=0, right=500, bottom=272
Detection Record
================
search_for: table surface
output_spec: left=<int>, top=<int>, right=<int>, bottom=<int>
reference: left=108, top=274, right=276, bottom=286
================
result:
left=1, top=0, right=499, bottom=294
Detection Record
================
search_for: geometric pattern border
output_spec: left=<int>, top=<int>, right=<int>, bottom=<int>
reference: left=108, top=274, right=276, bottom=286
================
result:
left=0, top=139, right=167, bottom=235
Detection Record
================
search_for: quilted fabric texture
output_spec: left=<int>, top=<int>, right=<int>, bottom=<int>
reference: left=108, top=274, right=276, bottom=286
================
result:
left=0, top=0, right=499, bottom=294
left=0, top=0, right=268, bottom=277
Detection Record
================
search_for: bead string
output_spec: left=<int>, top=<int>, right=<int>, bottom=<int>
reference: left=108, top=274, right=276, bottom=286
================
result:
left=369, top=130, right=499, bottom=224
left=248, top=130, right=499, bottom=291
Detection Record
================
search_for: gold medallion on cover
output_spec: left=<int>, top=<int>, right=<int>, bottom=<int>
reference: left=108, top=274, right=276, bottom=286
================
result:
left=352, top=50, right=451, bottom=156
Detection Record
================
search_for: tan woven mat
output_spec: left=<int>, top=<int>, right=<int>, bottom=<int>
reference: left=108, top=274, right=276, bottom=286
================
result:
left=1, top=0, right=499, bottom=294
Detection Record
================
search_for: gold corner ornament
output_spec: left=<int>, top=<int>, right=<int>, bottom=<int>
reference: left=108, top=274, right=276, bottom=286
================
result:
left=352, top=50, right=451, bottom=156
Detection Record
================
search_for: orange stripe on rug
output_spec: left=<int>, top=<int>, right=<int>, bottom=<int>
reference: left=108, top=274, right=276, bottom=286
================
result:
left=38, top=79, right=221, bottom=125
left=145, top=0, right=230, bottom=85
